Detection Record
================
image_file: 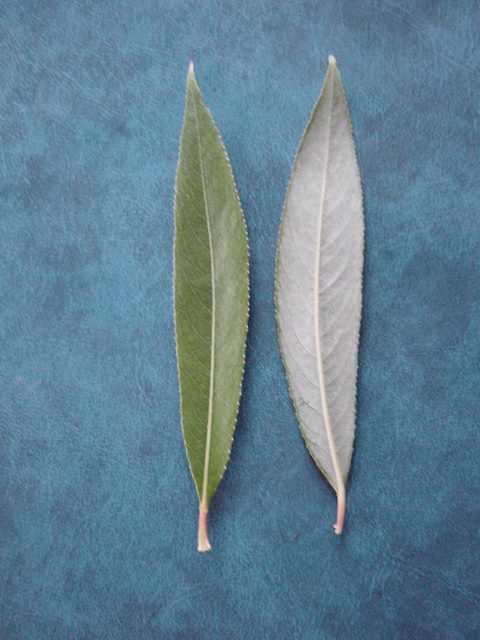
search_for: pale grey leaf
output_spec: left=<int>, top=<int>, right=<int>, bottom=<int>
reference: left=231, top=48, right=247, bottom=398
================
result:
left=276, top=55, right=364, bottom=534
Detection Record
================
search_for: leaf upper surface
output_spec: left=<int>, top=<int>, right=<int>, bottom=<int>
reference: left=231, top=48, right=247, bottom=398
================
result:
left=174, top=66, right=249, bottom=506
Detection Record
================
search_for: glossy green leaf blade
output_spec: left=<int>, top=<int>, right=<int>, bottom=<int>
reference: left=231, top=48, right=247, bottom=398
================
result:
left=276, top=56, right=364, bottom=535
left=174, top=64, right=249, bottom=551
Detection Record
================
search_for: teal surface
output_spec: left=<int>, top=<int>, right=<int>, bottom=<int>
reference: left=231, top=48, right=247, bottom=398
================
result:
left=1, top=1, right=479, bottom=638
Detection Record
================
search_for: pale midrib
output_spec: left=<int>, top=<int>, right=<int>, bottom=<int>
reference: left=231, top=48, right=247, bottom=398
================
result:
left=313, top=73, right=345, bottom=497
left=192, top=92, right=216, bottom=507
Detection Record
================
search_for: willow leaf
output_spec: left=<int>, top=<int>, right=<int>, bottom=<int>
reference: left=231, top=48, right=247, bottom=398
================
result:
left=276, top=56, right=364, bottom=535
left=174, top=63, right=249, bottom=552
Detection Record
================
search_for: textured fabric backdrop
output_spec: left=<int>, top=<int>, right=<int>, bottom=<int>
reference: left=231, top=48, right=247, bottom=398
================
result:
left=1, top=1, right=479, bottom=638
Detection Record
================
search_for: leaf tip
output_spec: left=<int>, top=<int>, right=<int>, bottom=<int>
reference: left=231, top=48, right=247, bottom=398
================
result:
left=187, top=60, right=199, bottom=92
left=328, top=54, right=337, bottom=67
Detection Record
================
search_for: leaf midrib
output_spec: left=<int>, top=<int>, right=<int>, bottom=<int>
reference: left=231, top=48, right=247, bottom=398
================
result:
left=191, top=86, right=216, bottom=506
left=313, top=69, right=345, bottom=495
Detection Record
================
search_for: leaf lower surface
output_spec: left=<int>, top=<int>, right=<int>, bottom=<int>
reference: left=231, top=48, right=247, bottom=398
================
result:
left=275, top=56, right=364, bottom=533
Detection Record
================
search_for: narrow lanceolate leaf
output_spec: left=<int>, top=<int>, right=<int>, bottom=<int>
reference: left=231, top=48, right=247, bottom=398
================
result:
left=174, top=63, right=249, bottom=552
left=276, top=56, right=364, bottom=535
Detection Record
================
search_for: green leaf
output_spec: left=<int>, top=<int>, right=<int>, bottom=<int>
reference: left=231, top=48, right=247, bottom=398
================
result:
left=275, top=56, right=364, bottom=535
left=173, top=63, right=249, bottom=552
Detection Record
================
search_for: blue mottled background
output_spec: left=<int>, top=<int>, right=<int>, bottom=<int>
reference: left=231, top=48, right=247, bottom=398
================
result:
left=1, top=1, right=479, bottom=638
